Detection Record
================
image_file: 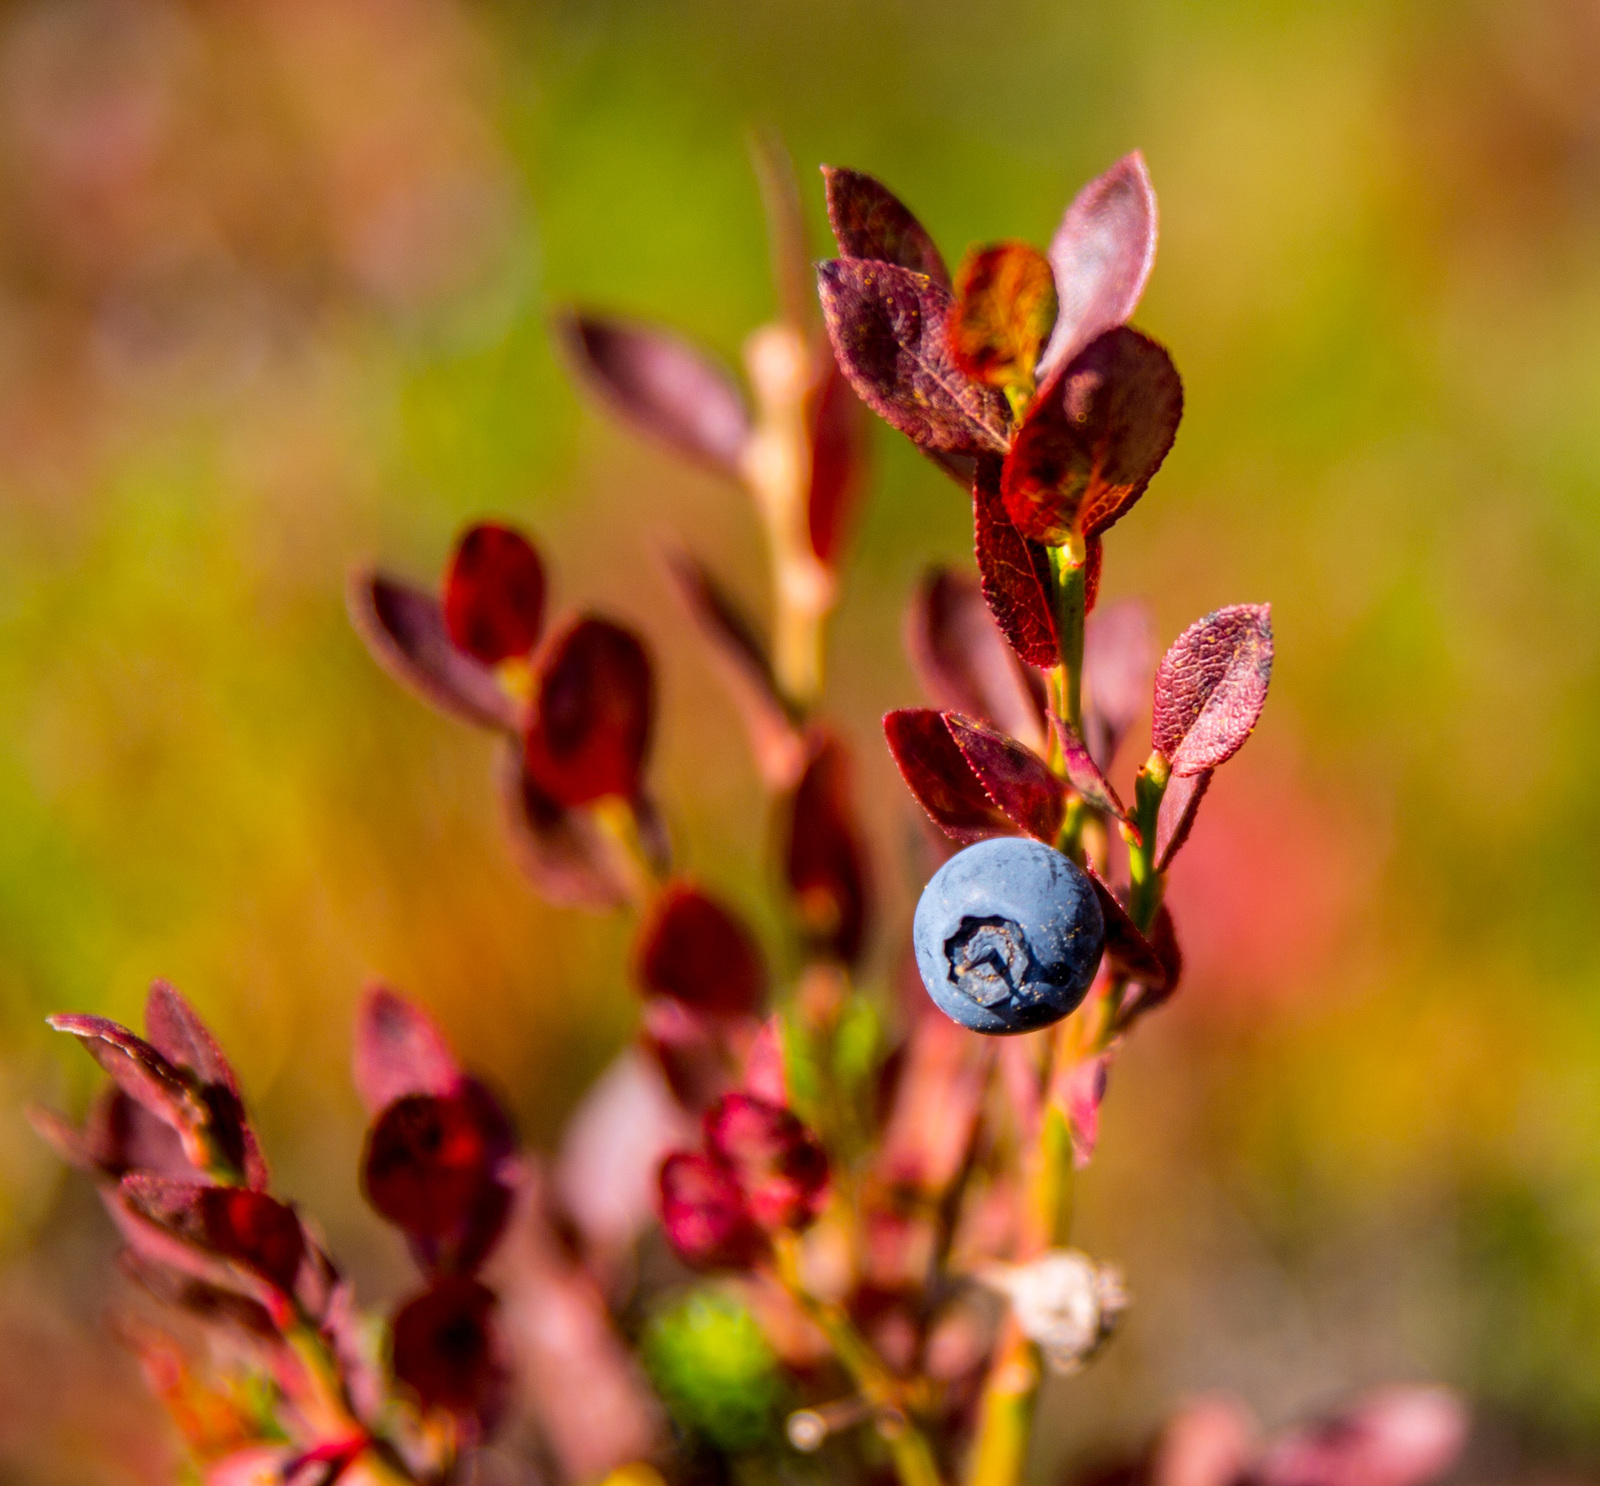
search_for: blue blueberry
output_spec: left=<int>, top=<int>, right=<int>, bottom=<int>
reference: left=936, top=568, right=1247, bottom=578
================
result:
left=912, top=837, right=1105, bottom=1035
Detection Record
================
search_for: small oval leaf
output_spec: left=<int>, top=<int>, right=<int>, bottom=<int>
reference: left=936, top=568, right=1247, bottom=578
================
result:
left=1151, top=604, right=1273, bottom=775
left=442, top=523, right=547, bottom=665
left=821, top=166, right=951, bottom=288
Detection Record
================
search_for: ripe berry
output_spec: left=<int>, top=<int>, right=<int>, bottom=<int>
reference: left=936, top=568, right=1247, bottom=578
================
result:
left=912, top=837, right=1105, bottom=1034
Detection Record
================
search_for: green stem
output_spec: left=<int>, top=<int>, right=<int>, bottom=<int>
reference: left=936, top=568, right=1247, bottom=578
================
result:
left=1126, top=752, right=1170, bottom=932
left=1046, top=542, right=1087, bottom=732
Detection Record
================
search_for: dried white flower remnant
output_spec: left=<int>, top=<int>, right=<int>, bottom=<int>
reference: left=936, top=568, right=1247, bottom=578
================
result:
left=981, top=1248, right=1128, bottom=1374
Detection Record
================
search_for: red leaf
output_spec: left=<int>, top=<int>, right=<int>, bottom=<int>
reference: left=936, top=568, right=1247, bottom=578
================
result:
left=658, top=1151, right=765, bottom=1269
left=347, top=571, right=521, bottom=732
left=441, top=523, right=546, bottom=665
left=1083, top=600, right=1157, bottom=768
left=352, top=984, right=464, bottom=1116
left=821, top=166, right=951, bottom=289
left=1151, top=604, right=1273, bottom=775
left=1155, top=768, right=1212, bottom=870
left=1049, top=713, right=1128, bottom=821
left=884, top=708, right=1013, bottom=844
left=1259, top=1387, right=1467, bottom=1486
left=391, top=1277, right=509, bottom=1426
left=524, top=617, right=654, bottom=807
left=144, top=982, right=268, bottom=1191
left=662, top=550, right=806, bottom=789
left=947, top=242, right=1058, bottom=389
left=904, top=566, right=1047, bottom=753
left=1037, top=151, right=1158, bottom=384
left=807, top=355, right=870, bottom=566
left=558, top=313, right=752, bottom=475
left=498, top=748, right=634, bottom=911
left=362, top=1087, right=514, bottom=1275
left=1116, top=905, right=1184, bottom=1028
left=704, top=1093, right=829, bottom=1232
left=781, top=734, right=872, bottom=966
left=639, top=999, right=737, bottom=1115
left=634, top=883, right=768, bottom=1020
left=945, top=714, right=1067, bottom=843
left=121, top=1176, right=306, bottom=1296
left=1003, top=326, right=1183, bottom=546
left=1062, top=1053, right=1110, bottom=1169
left=1084, top=867, right=1168, bottom=990
left=972, top=457, right=1059, bottom=670
left=818, top=259, right=1010, bottom=456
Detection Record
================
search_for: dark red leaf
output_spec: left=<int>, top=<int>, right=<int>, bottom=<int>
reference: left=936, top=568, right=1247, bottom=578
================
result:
left=30, top=1088, right=192, bottom=1179
left=1083, top=600, right=1157, bottom=769
left=1084, top=867, right=1167, bottom=990
left=807, top=355, right=870, bottom=566
left=662, top=550, right=806, bottom=789
left=524, top=617, right=654, bottom=807
left=558, top=313, right=752, bottom=475
left=821, top=167, right=951, bottom=289
left=1037, top=152, right=1158, bottom=384
left=1151, top=604, right=1273, bottom=775
left=391, top=1276, right=509, bottom=1426
left=817, top=259, right=1010, bottom=456
left=119, top=1250, right=280, bottom=1339
left=704, top=1094, right=828, bottom=1232
left=144, top=981, right=268, bottom=1191
left=904, top=566, right=1047, bottom=752
left=1003, top=327, right=1183, bottom=546
left=639, top=999, right=737, bottom=1115
left=658, top=1151, right=765, bottom=1269
left=883, top=708, right=1013, bottom=844
left=1259, top=1387, right=1467, bottom=1486
left=1116, top=905, right=1184, bottom=1028
left=1154, top=768, right=1212, bottom=871
left=353, top=984, right=464, bottom=1116
left=634, top=883, right=767, bottom=1020
left=498, top=747, right=634, bottom=911
left=121, top=1176, right=306, bottom=1295
left=947, top=242, right=1058, bottom=389
left=781, top=734, right=871, bottom=966
left=347, top=571, right=521, bottom=733
left=945, top=714, right=1067, bottom=843
left=972, top=457, right=1059, bottom=670
left=1049, top=713, right=1128, bottom=821
left=442, top=524, right=546, bottom=665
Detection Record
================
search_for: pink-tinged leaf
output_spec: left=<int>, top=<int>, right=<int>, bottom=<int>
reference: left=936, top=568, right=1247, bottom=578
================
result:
left=972, top=457, right=1059, bottom=670
left=742, top=1017, right=787, bottom=1105
left=391, top=1277, right=509, bottom=1428
left=524, top=616, right=654, bottom=807
left=662, top=549, right=806, bottom=789
left=639, top=997, right=737, bottom=1114
left=29, top=1085, right=191, bottom=1180
left=353, top=984, right=463, bottom=1116
left=1083, top=599, right=1157, bottom=769
left=121, top=1177, right=306, bottom=1296
left=1003, top=326, right=1183, bottom=546
left=498, top=747, right=633, bottom=911
left=1049, top=713, right=1128, bottom=821
left=884, top=708, right=1014, bottom=844
left=705, top=1093, right=829, bottom=1232
left=946, top=714, right=1067, bottom=843
left=658, top=1151, right=766, bottom=1269
left=1155, top=768, right=1211, bottom=871
left=782, top=734, right=871, bottom=966
left=905, top=566, right=1046, bottom=752
left=1062, top=1053, right=1110, bottom=1168
left=634, top=882, right=767, bottom=1020
left=442, top=523, right=547, bottom=665
left=1084, top=867, right=1168, bottom=990
left=1259, top=1387, right=1468, bottom=1486
left=947, top=242, right=1058, bottom=390
left=144, top=982, right=268, bottom=1191
left=821, top=166, right=951, bottom=289
left=558, top=313, right=752, bottom=475
left=1152, top=604, right=1273, bottom=775
left=1152, top=1396, right=1259, bottom=1486
left=817, top=259, right=1010, bottom=455
left=347, top=571, right=521, bottom=733
left=807, top=354, right=870, bottom=566
left=1037, top=151, right=1158, bottom=384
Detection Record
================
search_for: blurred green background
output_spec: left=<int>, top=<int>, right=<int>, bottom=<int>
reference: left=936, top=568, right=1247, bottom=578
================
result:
left=3, top=0, right=1600, bottom=1479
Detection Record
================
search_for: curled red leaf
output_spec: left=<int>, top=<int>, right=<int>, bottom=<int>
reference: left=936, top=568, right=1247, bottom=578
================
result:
left=704, top=1093, right=829, bottom=1232
left=442, top=523, right=546, bottom=665
left=945, top=714, right=1067, bottom=844
left=1049, top=713, right=1128, bottom=821
left=947, top=241, right=1058, bottom=390
left=1003, top=326, right=1183, bottom=546
left=1037, top=151, right=1158, bottom=384
left=524, top=616, right=654, bottom=807
left=348, top=570, right=521, bottom=733
left=121, top=1176, right=306, bottom=1296
left=821, top=166, right=951, bottom=288
left=391, top=1276, right=509, bottom=1426
left=781, top=734, right=871, bottom=966
left=884, top=708, right=1013, bottom=844
left=658, top=1151, right=766, bottom=1269
left=972, top=457, right=1059, bottom=671
left=634, top=883, right=767, bottom=1020
left=1151, top=604, right=1273, bottom=775
left=1154, top=768, right=1212, bottom=871
left=818, top=259, right=1010, bottom=456
left=558, top=313, right=752, bottom=474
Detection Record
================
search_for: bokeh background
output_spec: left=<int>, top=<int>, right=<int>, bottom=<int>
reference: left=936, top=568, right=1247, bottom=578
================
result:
left=3, top=0, right=1600, bottom=1480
